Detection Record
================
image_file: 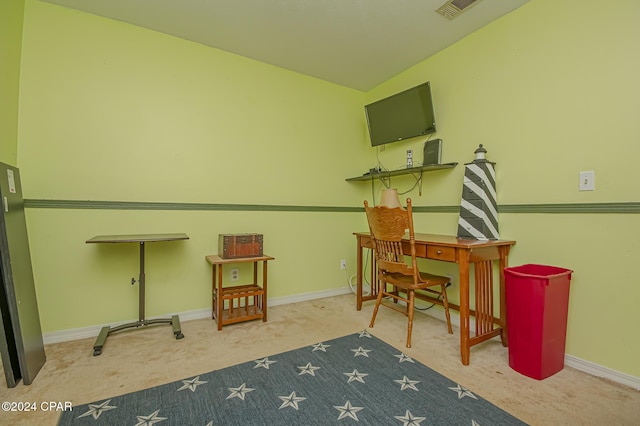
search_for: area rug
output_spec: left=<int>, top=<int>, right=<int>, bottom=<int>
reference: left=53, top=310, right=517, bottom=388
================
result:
left=58, top=331, right=526, bottom=425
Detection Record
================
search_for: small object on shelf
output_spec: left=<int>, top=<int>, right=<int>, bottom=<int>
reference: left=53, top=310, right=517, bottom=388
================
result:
left=219, top=233, right=263, bottom=259
left=423, top=139, right=442, bottom=165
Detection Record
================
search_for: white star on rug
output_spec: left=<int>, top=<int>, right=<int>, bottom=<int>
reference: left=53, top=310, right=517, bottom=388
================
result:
left=344, top=369, right=368, bottom=384
left=278, top=391, right=306, bottom=410
left=394, top=353, right=415, bottom=363
left=312, top=342, right=331, bottom=352
left=394, top=375, right=420, bottom=391
left=77, top=399, right=117, bottom=420
left=359, top=330, right=372, bottom=338
left=177, top=375, right=207, bottom=392
left=394, top=409, right=427, bottom=425
left=226, top=383, right=255, bottom=400
left=449, top=384, right=478, bottom=400
left=253, top=356, right=277, bottom=369
left=135, top=409, right=167, bottom=426
left=351, top=346, right=372, bottom=357
left=297, top=362, right=321, bottom=376
left=334, top=400, right=364, bottom=420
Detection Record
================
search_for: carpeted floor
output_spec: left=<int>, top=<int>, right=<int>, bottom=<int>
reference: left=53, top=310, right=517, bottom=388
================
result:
left=58, top=331, right=526, bottom=425
left=0, top=293, right=639, bottom=425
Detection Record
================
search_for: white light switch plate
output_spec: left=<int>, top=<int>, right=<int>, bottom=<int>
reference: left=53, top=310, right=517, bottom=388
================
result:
left=579, top=171, right=595, bottom=191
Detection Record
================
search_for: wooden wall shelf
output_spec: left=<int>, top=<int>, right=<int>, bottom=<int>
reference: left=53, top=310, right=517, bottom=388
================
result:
left=346, top=162, right=458, bottom=182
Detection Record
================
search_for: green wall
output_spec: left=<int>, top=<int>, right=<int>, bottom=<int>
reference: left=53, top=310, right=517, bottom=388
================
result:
left=364, top=0, right=640, bottom=379
left=0, top=0, right=25, bottom=165
left=18, top=1, right=368, bottom=329
left=13, top=0, right=640, bottom=380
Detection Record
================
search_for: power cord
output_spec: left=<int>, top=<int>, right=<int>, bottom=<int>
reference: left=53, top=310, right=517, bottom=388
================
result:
left=346, top=251, right=372, bottom=297
left=414, top=283, right=452, bottom=310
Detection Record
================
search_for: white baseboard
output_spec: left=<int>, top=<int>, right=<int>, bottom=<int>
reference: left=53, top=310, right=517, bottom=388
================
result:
left=418, top=307, right=640, bottom=390
left=43, top=287, right=639, bottom=390
left=564, top=354, right=640, bottom=390
left=42, top=286, right=353, bottom=345
left=268, top=286, right=352, bottom=307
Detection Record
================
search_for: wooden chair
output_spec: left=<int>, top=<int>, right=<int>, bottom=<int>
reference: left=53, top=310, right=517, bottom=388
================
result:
left=364, top=198, right=453, bottom=348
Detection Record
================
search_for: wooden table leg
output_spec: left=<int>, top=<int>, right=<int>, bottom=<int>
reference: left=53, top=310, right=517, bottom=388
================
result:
left=459, top=254, right=471, bottom=366
left=211, top=264, right=217, bottom=320
left=499, top=246, right=510, bottom=347
left=262, top=260, right=268, bottom=322
left=216, top=263, right=224, bottom=331
left=356, top=237, right=363, bottom=311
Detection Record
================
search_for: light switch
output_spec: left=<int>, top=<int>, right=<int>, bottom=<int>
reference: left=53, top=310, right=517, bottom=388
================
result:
left=579, top=171, right=595, bottom=191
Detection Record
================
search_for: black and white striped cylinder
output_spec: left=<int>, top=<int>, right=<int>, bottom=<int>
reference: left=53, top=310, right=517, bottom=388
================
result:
left=457, top=145, right=499, bottom=240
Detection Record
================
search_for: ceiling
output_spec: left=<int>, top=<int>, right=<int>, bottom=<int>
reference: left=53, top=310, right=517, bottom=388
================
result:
left=39, top=0, right=529, bottom=91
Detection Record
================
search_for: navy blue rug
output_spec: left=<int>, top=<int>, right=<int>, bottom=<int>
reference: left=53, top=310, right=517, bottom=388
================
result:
left=58, top=331, right=526, bottom=425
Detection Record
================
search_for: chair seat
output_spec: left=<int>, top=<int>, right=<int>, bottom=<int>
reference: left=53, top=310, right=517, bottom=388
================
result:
left=383, top=271, right=450, bottom=289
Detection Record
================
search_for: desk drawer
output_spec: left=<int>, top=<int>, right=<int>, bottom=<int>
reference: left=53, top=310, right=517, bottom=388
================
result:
left=426, top=245, right=456, bottom=262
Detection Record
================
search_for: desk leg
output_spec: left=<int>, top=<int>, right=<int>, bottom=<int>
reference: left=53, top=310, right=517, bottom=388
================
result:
left=139, top=242, right=146, bottom=322
left=356, top=238, right=363, bottom=310
left=92, top=242, right=165, bottom=356
left=459, top=255, right=471, bottom=366
left=499, top=246, right=510, bottom=347
left=91, top=241, right=184, bottom=356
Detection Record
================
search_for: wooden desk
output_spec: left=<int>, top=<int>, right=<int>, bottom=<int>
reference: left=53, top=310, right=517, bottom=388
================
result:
left=86, top=233, right=189, bottom=356
left=354, top=232, right=515, bottom=365
left=205, top=254, right=274, bottom=330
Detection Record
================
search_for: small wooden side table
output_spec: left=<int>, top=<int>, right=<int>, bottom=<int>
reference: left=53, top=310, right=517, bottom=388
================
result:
left=205, top=254, right=274, bottom=330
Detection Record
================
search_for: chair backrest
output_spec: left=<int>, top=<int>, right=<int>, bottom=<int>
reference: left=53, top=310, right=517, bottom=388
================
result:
left=364, top=198, right=418, bottom=280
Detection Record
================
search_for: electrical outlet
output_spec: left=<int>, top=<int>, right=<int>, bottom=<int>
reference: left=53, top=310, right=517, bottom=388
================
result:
left=579, top=170, right=595, bottom=191
left=406, top=149, right=413, bottom=168
left=230, top=268, right=239, bottom=281
left=340, top=259, right=347, bottom=270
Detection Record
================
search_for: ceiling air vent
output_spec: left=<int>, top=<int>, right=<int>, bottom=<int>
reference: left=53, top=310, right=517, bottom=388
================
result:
left=436, top=0, right=482, bottom=20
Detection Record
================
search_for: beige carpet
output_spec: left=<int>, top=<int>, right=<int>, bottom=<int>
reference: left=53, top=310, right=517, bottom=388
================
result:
left=1, top=294, right=638, bottom=425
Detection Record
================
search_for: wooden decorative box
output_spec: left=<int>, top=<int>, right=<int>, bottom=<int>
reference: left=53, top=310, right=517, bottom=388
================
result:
left=219, top=233, right=263, bottom=259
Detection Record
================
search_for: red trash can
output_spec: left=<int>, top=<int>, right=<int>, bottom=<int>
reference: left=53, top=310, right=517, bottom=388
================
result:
left=505, top=264, right=573, bottom=380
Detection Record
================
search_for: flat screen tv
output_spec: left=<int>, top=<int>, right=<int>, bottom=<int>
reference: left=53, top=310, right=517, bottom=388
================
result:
left=365, top=81, right=436, bottom=147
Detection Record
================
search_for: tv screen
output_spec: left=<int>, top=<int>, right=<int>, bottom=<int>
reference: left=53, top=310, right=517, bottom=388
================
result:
left=365, top=82, right=436, bottom=147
